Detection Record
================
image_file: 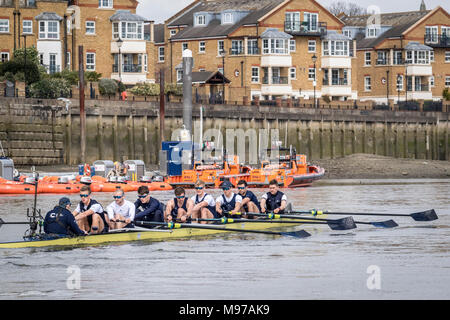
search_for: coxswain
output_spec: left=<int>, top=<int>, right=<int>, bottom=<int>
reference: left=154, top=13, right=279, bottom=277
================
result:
left=188, top=180, right=218, bottom=224
left=215, top=181, right=242, bottom=217
left=44, top=197, right=87, bottom=237
left=164, top=186, right=193, bottom=223
left=134, top=185, right=164, bottom=223
left=73, top=185, right=109, bottom=234
left=236, top=179, right=261, bottom=217
left=260, top=179, right=287, bottom=214
left=106, top=188, right=136, bottom=229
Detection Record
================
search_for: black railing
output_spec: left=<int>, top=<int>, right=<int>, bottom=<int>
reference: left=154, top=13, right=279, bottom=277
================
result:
left=323, top=78, right=348, bottom=86
left=284, top=21, right=327, bottom=36
left=262, top=76, right=289, bottom=85
left=423, top=101, right=443, bottom=112
left=414, top=84, right=430, bottom=92
left=398, top=101, right=419, bottom=111
left=112, top=64, right=142, bottom=73
left=424, top=34, right=450, bottom=47
left=376, top=58, right=388, bottom=65
left=248, top=47, right=260, bottom=55
left=230, top=47, right=244, bottom=55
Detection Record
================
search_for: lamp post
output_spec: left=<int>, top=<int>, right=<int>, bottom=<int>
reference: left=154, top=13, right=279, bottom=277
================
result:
left=221, top=50, right=226, bottom=104
left=405, top=60, right=408, bottom=105
left=312, top=54, right=317, bottom=108
left=117, top=37, right=123, bottom=99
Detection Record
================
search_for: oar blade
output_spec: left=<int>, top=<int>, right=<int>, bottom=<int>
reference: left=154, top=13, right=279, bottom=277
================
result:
left=0, top=217, right=3, bottom=229
left=280, top=230, right=311, bottom=238
left=410, top=209, right=438, bottom=221
left=371, top=219, right=398, bottom=228
left=327, top=216, right=357, bottom=230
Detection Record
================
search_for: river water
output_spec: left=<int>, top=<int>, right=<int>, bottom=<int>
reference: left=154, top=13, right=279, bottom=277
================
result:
left=0, top=179, right=449, bottom=300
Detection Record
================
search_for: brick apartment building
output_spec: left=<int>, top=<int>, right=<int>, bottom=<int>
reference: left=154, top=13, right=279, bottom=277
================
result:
left=341, top=3, right=450, bottom=103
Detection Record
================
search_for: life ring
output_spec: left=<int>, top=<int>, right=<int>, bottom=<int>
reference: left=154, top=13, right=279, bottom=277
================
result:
left=84, top=164, right=91, bottom=176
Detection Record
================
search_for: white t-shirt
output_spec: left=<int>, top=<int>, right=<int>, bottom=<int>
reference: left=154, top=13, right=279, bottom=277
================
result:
left=261, top=193, right=287, bottom=201
left=74, top=202, right=103, bottom=215
left=191, top=193, right=216, bottom=207
left=215, top=193, right=243, bottom=205
left=106, top=200, right=136, bottom=221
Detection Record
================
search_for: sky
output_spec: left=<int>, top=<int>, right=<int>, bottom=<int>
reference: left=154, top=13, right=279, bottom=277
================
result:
left=136, top=0, right=450, bottom=23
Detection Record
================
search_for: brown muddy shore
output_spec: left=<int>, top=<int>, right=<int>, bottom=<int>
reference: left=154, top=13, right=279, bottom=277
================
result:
left=15, top=154, right=450, bottom=182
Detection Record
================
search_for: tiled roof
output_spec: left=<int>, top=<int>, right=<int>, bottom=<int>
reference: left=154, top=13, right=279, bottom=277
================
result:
left=322, top=31, right=351, bottom=41
left=110, top=10, right=147, bottom=22
left=341, top=10, right=430, bottom=27
left=260, top=28, right=292, bottom=39
left=404, top=41, right=433, bottom=50
left=34, top=12, right=63, bottom=21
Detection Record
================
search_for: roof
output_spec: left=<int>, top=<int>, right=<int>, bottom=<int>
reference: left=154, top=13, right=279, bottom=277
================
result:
left=34, top=12, right=63, bottom=21
left=405, top=41, right=432, bottom=50
left=322, top=31, right=351, bottom=41
left=260, top=28, right=292, bottom=39
left=110, top=10, right=147, bottom=22
left=169, top=0, right=285, bottom=41
left=178, top=71, right=231, bottom=84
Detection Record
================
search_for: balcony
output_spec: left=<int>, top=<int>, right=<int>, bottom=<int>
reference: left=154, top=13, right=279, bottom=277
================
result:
left=323, top=78, right=348, bottom=86
left=42, top=65, right=61, bottom=74
left=112, top=64, right=142, bottom=73
left=284, top=21, right=327, bottom=36
left=229, top=47, right=244, bottom=56
left=247, top=47, right=260, bottom=55
left=376, top=58, right=388, bottom=65
left=262, top=76, right=289, bottom=85
left=424, top=34, right=450, bottom=48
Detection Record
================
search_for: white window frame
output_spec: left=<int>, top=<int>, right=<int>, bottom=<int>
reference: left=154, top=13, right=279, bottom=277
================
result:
left=118, top=21, right=143, bottom=40
left=393, top=50, right=402, bottom=65
left=289, top=67, right=296, bottom=80
left=263, top=38, right=288, bottom=55
left=86, top=21, right=95, bottom=35
left=290, top=39, right=296, bottom=52
left=248, top=39, right=258, bottom=55
left=199, top=41, right=206, bottom=53
left=0, top=19, right=9, bottom=33
left=158, top=46, right=165, bottom=62
left=429, top=76, right=434, bottom=88
left=39, top=20, right=59, bottom=40
left=442, top=26, right=450, bottom=37
left=23, top=20, right=33, bottom=34
left=86, top=53, right=96, bottom=71
left=425, top=26, right=438, bottom=43
left=217, top=40, right=224, bottom=56
left=308, top=68, right=316, bottom=81
left=99, top=0, right=113, bottom=9
left=429, top=50, right=434, bottom=62
left=182, top=42, right=188, bottom=52
left=143, top=54, right=148, bottom=72
left=196, top=15, right=206, bottom=26
left=445, top=51, right=450, bottom=63
left=251, top=66, right=260, bottom=83
left=304, top=12, right=318, bottom=32
left=367, top=27, right=378, bottom=38
left=343, top=30, right=351, bottom=38
left=112, top=22, right=119, bottom=39
left=364, top=76, right=371, bottom=91
left=308, top=40, right=316, bottom=53
left=445, top=76, right=450, bottom=88
left=222, top=12, right=233, bottom=24
left=396, top=75, right=403, bottom=91
left=170, top=29, right=177, bottom=37
left=177, top=69, right=183, bottom=82
left=1, top=52, right=9, bottom=62
left=285, top=12, right=300, bottom=32
left=66, top=51, right=70, bottom=67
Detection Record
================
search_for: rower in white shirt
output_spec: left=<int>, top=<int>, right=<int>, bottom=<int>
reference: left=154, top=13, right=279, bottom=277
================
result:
left=188, top=180, right=218, bottom=224
left=106, top=188, right=136, bottom=229
left=215, top=180, right=242, bottom=217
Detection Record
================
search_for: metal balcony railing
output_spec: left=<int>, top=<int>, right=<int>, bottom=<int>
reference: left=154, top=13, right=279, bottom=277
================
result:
left=284, top=21, right=327, bottom=36
left=424, top=34, right=450, bottom=47
left=113, top=64, right=142, bottom=73
left=247, top=47, right=260, bottom=55
left=43, top=65, right=61, bottom=74
left=262, top=76, right=289, bottom=85
left=229, top=47, right=244, bottom=55
left=323, top=78, right=348, bottom=86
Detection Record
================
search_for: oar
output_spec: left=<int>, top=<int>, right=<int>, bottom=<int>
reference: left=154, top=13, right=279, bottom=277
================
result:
left=203, top=215, right=357, bottom=231
left=0, top=218, right=35, bottom=229
left=133, top=221, right=311, bottom=238
left=232, top=212, right=397, bottom=229
left=286, top=208, right=438, bottom=222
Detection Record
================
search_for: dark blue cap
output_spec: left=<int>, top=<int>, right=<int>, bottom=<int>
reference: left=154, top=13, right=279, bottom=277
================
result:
left=59, top=197, right=71, bottom=207
left=221, top=181, right=233, bottom=189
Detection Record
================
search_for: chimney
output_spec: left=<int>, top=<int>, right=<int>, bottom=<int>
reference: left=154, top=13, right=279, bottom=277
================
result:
left=420, top=0, right=426, bottom=11
left=150, top=21, right=155, bottom=42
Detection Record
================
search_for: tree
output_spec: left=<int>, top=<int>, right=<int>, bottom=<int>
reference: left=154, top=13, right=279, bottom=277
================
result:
left=328, top=1, right=367, bottom=16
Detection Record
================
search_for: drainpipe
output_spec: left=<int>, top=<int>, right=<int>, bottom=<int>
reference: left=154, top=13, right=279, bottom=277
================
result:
left=13, top=11, right=17, bottom=51
left=64, top=15, right=68, bottom=70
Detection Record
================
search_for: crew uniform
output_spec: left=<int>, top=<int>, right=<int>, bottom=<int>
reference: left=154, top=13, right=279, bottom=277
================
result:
left=106, top=199, right=136, bottom=228
left=216, top=193, right=243, bottom=216
left=240, top=190, right=261, bottom=212
left=44, top=198, right=86, bottom=237
left=170, top=197, right=189, bottom=221
left=134, top=197, right=164, bottom=222
left=191, top=193, right=219, bottom=218
left=74, top=198, right=109, bottom=233
left=261, top=191, right=288, bottom=214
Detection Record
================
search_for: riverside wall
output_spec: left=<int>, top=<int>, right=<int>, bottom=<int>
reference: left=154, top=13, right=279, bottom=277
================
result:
left=0, top=97, right=449, bottom=166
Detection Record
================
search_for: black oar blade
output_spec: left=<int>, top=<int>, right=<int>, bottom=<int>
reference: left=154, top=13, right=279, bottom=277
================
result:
left=410, top=209, right=438, bottom=221
left=280, top=230, right=311, bottom=238
left=286, top=203, right=293, bottom=213
left=371, top=219, right=398, bottom=228
left=327, top=216, right=357, bottom=230
left=0, top=217, right=3, bottom=229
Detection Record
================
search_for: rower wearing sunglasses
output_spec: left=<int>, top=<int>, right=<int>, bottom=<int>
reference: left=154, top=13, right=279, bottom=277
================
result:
left=164, top=187, right=193, bottom=223
left=215, top=180, right=242, bottom=217
left=188, top=180, right=218, bottom=224
left=72, top=185, right=109, bottom=234
left=236, top=179, right=261, bottom=217
left=260, top=179, right=287, bottom=214
left=134, top=186, right=164, bottom=224
left=106, top=188, right=136, bottom=230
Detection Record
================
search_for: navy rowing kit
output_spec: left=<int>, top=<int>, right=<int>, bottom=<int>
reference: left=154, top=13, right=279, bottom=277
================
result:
left=240, top=190, right=261, bottom=212
left=217, top=193, right=243, bottom=216
left=134, top=197, right=164, bottom=222
left=170, top=197, right=188, bottom=220
left=44, top=206, right=86, bottom=236
left=191, top=193, right=219, bottom=218
left=263, top=191, right=287, bottom=214
left=76, top=199, right=109, bottom=233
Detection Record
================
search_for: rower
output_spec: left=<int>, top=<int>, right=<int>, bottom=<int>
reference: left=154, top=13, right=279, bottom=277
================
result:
left=44, top=197, right=87, bottom=237
left=188, top=180, right=218, bottom=224
left=134, top=185, right=164, bottom=223
left=164, top=186, right=193, bottom=223
left=236, top=179, right=261, bottom=217
left=106, top=188, right=136, bottom=230
left=260, top=179, right=287, bottom=214
left=73, top=185, right=109, bottom=234
left=215, top=180, right=242, bottom=217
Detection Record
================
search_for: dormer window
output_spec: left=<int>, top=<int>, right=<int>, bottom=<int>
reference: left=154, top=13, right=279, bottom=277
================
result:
left=222, top=12, right=233, bottom=24
left=367, top=27, right=379, bottom=38
left=196, top=15, right=206, bottom=26
left=99, top=0, right=113, bottom=8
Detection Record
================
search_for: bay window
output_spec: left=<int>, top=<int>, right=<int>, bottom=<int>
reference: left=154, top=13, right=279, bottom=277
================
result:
left=262, top=38, right=289, bottom=54
left=322, top=40, right=349, bottom=56
left=39, top=21, right=59, bottom=39
left=112, top=21, right=143, bottom=40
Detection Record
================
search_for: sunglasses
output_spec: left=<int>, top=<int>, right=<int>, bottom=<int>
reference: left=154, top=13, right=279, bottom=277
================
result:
left=237, top=187, right=246, bottom=190
left=113, top=195, right=123, bottom=199
left=222, top=187, right=231, bottom=191
left=176, top=195, right=185, bottom=199
left=138, top=194, right=149, bottom=199
left=195, top=187, right=204, bottom=190
left=80, top=194, right=89, bottom=198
